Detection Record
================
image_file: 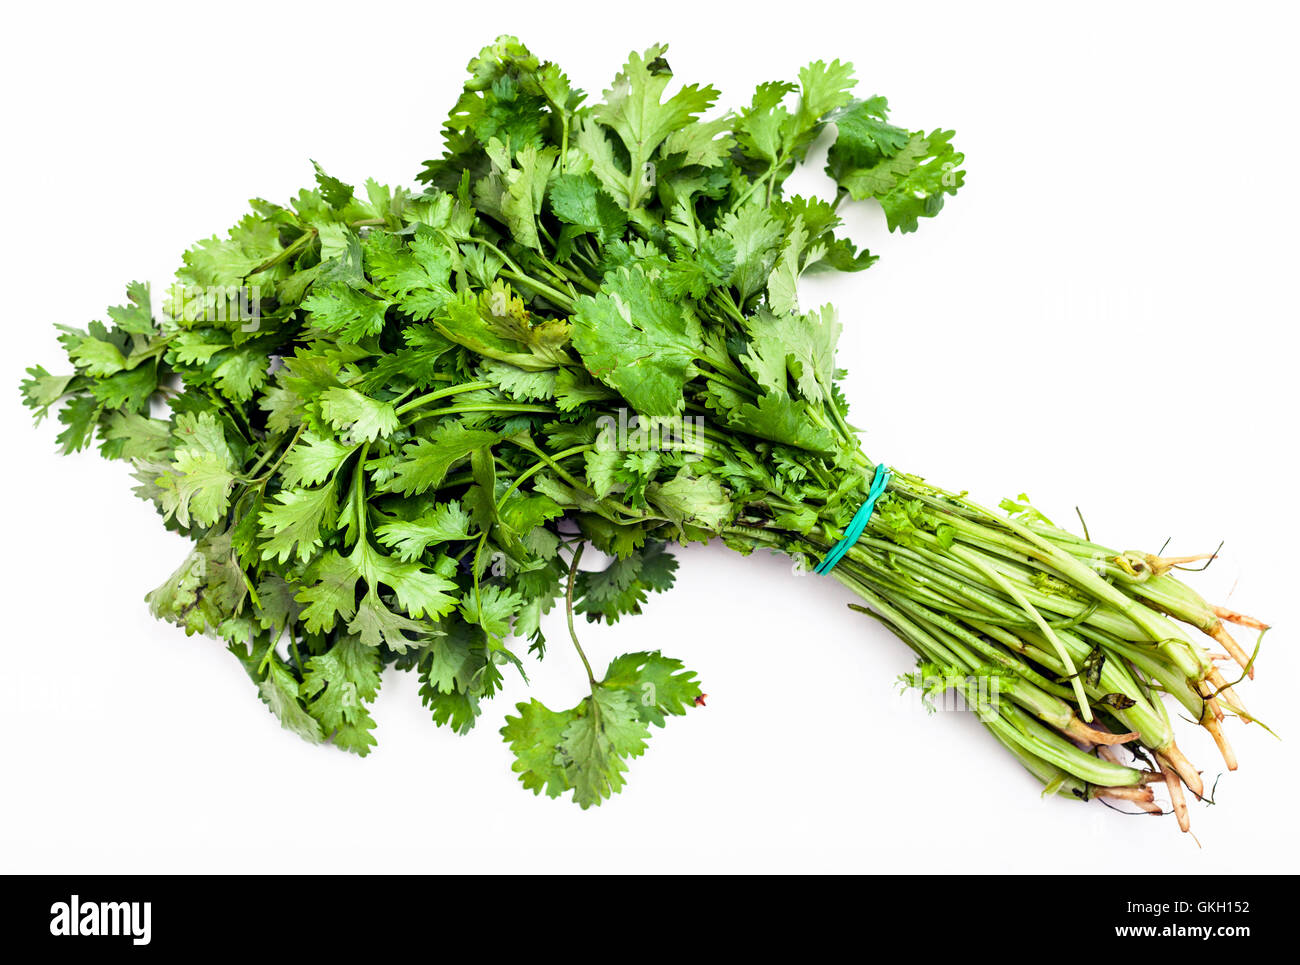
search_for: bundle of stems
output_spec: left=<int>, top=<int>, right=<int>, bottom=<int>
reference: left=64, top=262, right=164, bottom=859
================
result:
left=493, top=261, right=1266, bottom=827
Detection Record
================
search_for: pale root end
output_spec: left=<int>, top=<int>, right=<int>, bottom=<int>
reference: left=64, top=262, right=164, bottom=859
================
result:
left=1159, top=743, right=1204, bottom=799
left=1096, top=785, right=1161, bottom=813
left=1159, top=756, right=1191, bottom=832
left=1064, top=718, right=1140, bottom=746
left=1211, top=605, right=1269, bottom=631
left=1146, top=552, right=1216, bottom=577
left=1098, top=745, right=1125, bottom=766
left=1207, top=667, right=1255, bottom=722
left=1204, top=716, right=1239, bottom=771
left=1211, top=622, right=1256, bottom=679
left=1139, top=770, right=1167, bottom=785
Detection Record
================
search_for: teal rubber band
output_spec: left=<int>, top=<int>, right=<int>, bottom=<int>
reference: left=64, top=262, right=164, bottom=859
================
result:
left=814, top=465, right=892, bottom=575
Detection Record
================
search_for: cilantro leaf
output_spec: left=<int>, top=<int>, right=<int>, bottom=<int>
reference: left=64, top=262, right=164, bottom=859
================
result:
left=501, top=649, right=700, bottom=808
left=382, top=424, right=498, bottom=497
left=571, top=265, right=702, bottom=416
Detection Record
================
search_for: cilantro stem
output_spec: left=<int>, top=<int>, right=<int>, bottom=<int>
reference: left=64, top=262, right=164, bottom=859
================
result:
left=395, top=381, right=496, bottom=416
left=501, top=269, right=575, bottom=311
left=505, top=436, right=650, bottom=522
left=241, top=430, right=289, bottom=480
left=495, top=444, right=594, bottom=511
left=565, top=542, right=597, bottom=689
left=353, top=442, right=371, bottom=541
left=248, top=229, right=316, bottom=276
left=504, top=436, right=650, bottom=522
left=550, top=261, right=600, bottom=293
left=256, top=623, right=286, bottom=676
left=247, top=423, right=305, bottom=485
left=471, top=530, right=489, bottom=614
left=407, top=402, right=556, bottom=423
left=205, top=388, right=254, bottom=442
left=454, top=235, right=577, bottom=307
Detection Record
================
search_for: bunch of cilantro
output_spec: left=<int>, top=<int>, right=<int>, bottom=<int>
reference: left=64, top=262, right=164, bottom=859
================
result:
left=22, top=37, right=1261, bottom=825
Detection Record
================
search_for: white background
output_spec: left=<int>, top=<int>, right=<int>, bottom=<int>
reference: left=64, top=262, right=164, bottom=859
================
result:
left=2, top=1, right=1296, bottom=873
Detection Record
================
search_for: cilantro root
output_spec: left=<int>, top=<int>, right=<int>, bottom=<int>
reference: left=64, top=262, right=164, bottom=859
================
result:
left=22, top=35, right=1265, bottom=827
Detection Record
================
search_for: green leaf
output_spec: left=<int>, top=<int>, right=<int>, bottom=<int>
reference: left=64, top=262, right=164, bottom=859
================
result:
left=734, top=81, right=797, bottom=164
left=101, top=411, right=171, bottom=462
left=69, top=337, right=127, bottom=377
left=720, top=204, right=784, bottom=304
left=501, top=699, right=572, bottom=799
left=796, top=59, right=857, bottom=129
left=90, top=364, right=157, bottom=413
left=312, top=161, right=355, bottom=209
left=825, top=96, right=910, bottom=180
left=501, top=648, right=700, bottom=808
left=460, top=584, right=522, bottom=647
left=832, top=129, right=965, bottom=233
left=476, top=139, right=558, bottom=250
left=156, top=412, right=237, bottom=528
left=592, top=45, right=719, bottom=208
left=743, top=304, right=840, bottom=404
left=365, top=229, right=456, bottom=320
left=281, top=432, right=358, bottom=488
left=253, top=574, right=302, bottom=633
left=479, top=359, right=556, bottom=401
left=602, top=651, right=703, bottom=728
left=302, top=633, right=382, bottom=755
left=383, top=424, right=498, bottom=497
left=575, top=542, right=678, bottom=623
left=559, top=688, right=650, bottom=808
left=20, top=365, right=74, bottom=421
left=213, top=349, right=269, bottom=402
left=766, top=217, right=808, bottom=316
left=302, top=283, right=391, bottom=343
left=107, top=281, right=156, bottom=335
left=318, top=387, right=399, bottom=443
left=649, top=471, right=734, bottom=532
left=571, top=266, right=701, bottom=417
left=180, top=212, right=284, bottom=293
left=661, top=113, right=734, bottom=168
left=730, top=392, right=836, bottom=453
left=259, top=484, right=337, bottom=563
left=374, top=500, right=473, bottom=561
left=54, top=395, right=100, bottom=453
left=347, top=589, right=426, bottom=651
left=296, top=550, right=361, bottom=634
left=574, top=117, right=630, bottom=209
left=549, top=172, right=628, bottom=244
left=258, top=656, right=324, bottom=744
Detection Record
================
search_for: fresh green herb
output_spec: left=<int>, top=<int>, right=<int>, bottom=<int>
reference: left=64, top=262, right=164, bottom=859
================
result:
left=23, top=36, right=1262, bottom=828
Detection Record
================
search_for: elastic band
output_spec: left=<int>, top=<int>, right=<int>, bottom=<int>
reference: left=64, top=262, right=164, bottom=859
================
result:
left=814, top=465, right=892, bottom=575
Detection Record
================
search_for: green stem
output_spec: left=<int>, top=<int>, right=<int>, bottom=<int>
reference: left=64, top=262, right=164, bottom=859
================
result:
left=565, top=543, right=597, bottom=689
left=395, top=381, right=496, bottom=416
left=408, top=403, right=556, bottom=422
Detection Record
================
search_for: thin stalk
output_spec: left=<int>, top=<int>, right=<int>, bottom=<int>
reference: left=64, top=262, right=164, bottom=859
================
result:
left=395, top=381, right=496, bottom=416
left=566, top=543, right=597, bottom=689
